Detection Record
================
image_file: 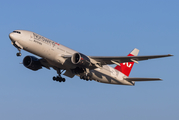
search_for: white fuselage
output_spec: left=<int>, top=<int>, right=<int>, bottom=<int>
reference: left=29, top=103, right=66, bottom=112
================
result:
left=9, top=30, right=134, bottom=85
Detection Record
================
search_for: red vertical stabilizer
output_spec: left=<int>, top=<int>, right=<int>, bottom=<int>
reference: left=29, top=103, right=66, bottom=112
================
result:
left=115, top=48, right=139, bottom=76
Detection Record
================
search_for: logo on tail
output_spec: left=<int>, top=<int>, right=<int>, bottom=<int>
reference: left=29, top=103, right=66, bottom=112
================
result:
left=115, top=48, right=139, bottom=76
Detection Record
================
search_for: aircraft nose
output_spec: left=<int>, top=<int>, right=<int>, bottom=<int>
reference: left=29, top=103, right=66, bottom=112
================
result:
left=9, top=33, right=15, bottom=41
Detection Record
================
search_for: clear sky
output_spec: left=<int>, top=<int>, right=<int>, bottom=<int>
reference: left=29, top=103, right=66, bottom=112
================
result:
left=0, top=0, right=178, bottom=120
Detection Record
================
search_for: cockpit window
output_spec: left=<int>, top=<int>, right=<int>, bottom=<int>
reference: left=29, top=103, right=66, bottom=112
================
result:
left=13, top=31, right=21, bottom=34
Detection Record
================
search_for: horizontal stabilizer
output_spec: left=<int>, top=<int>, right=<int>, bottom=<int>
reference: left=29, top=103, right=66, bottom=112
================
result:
left=124, top=77, right=162, bottom=81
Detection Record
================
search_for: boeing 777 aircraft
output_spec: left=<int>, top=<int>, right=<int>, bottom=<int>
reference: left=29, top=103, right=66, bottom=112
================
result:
left=9, top=30, right=172, bottom=85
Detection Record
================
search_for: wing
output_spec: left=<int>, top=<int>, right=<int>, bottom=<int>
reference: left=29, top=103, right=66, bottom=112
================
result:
left=90, top=54, right=173, bottom=65
left=39, top=58, right=51, bottom=69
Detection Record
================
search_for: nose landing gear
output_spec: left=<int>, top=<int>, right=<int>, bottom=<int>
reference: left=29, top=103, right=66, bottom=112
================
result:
left=12, top=42, right=22, bottom=57
left=16, top=51, right=21, bottom=56
left=16, top=49, right=21, bottom=56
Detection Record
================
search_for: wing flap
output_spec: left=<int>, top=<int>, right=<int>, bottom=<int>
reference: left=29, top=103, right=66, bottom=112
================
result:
left=124, top=77, right=162, bottom=81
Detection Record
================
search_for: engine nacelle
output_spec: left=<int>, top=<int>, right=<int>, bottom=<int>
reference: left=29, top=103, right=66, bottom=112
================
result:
left=23, top=56, right=42, bottom=71
left=71, top=53, right=91, bottom=68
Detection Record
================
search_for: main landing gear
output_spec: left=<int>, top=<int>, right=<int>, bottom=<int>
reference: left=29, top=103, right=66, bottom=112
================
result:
left=80, top=72, right=92, bottom=81
left=53, top=76, right=65, bottom=82
left=53, top=69, right=66, bottom=83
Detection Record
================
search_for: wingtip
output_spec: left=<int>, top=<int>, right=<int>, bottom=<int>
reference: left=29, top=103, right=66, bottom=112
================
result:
left=168, top=54, right=174, bottom=56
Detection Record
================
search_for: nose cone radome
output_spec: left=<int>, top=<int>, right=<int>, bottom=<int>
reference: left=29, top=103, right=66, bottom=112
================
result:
left=9, top=33, right=15, bottom=42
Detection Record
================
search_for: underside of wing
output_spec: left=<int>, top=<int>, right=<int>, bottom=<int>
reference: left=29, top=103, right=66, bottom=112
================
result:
left=90, top=54, right=173, bottom=65
left=39, top=58, right=51, bottom=69
left=124, top=77, right=162, bottom=81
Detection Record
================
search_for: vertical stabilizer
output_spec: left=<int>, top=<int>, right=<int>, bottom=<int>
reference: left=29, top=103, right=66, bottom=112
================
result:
left=115, top=48, right=139, bottom=76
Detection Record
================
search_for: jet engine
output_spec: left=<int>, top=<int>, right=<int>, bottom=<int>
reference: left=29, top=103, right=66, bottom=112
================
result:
left=23, top=56, right=42, bottom=71
left=71, top=53, right=91, bottom=68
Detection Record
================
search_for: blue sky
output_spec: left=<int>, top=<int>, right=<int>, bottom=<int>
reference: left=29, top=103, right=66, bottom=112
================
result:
left=0, top=0, right=178, bottom=120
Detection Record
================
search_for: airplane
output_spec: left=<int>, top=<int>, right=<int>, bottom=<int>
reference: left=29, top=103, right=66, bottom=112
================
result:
left=9, top=30, right=173, bottom=86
